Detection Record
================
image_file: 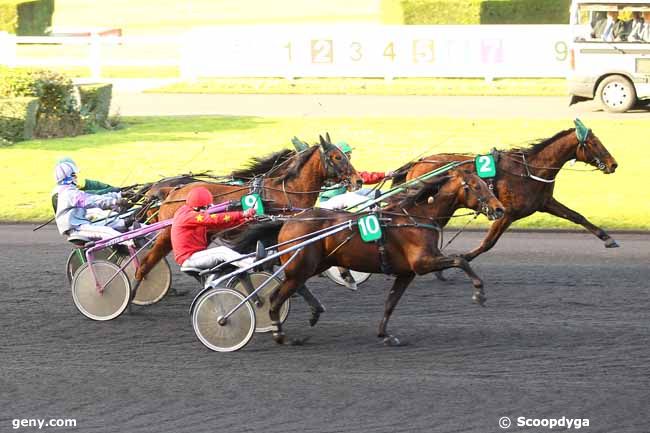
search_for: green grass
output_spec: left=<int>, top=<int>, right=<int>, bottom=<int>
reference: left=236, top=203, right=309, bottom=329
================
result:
left=52, top=0, right=401, bottom=36
left=1, top=116, right=646, bottom=230
left=151, top=77, right=567, bottom=96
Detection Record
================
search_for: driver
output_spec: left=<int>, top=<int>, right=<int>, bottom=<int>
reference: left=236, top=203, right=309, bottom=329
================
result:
left=171, top=186, right=257, bottom=272
left=53, top=160, right=132, bottom=243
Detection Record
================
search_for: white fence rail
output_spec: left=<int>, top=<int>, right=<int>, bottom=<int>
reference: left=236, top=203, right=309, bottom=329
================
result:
left=0, top=25, right=572, bottom=80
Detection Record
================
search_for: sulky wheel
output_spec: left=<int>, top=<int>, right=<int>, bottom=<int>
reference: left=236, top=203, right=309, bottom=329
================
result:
left=228, top=271, right=290, bottom=333
left=192, top=288, right=256, bottom=352
left=119, top=250, right=172, bottom=306
left=71, top=260, right=131, bottom=321
left=66, top=248, right=117, bottom=284
left=324, top=267, right=371, bottom=288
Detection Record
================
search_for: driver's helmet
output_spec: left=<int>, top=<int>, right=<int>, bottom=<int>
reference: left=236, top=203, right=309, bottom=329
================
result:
left=57, top=157, right=79, bottom=174
left=186, top=187, right=213, bottom=210
left=54, top=161, right=77, bottom=185
left=336, top=141, right=353, bottom=156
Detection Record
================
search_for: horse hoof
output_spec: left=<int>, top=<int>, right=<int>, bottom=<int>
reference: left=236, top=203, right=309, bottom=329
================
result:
left=309, top=307, right=324, bottom=327
left=473, top=280, right=484, bottom=290
left=272, top=331, right=286, bottom=345
left=605, top=239, right=620, bottom=248
left=472, top=292, right=487, bottom=306
left=434, top=271, right=448, bottom=282
left=383, top=335, right=407, bottom=347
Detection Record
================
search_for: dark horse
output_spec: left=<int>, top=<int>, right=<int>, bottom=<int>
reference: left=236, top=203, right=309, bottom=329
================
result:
left=236, top=168, right=505, bottom=346
left=135, top=135, right=362, bottom=290
left=393, top=121, right=619, bottom=262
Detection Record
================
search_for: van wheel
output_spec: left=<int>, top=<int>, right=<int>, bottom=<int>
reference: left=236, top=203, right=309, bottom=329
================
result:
left=597, top=75, right=636, bottom=113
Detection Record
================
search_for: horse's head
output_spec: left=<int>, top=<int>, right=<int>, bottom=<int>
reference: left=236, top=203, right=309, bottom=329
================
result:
left=573, top=119, right=618, bottom=174
left=448, top=169, right=505, bottom=221
left=318, top=133, right=363, bottom=191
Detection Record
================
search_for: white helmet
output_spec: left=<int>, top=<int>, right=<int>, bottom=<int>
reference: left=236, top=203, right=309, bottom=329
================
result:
left=57, top=157, right=79, bottom=174
left=54, top=161, right=77, bottom=184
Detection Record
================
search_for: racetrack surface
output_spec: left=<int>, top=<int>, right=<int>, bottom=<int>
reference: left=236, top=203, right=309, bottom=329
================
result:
left=0, top=225, right=648, bottom=433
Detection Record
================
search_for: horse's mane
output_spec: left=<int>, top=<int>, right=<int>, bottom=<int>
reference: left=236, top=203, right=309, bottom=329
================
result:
left=508, top=128, right=575, bottom=155
left=390, top=175, right=452, bottom=209
left=271, top=145, right=320, bottom=183
left=230, top=148, right=295, bottom=179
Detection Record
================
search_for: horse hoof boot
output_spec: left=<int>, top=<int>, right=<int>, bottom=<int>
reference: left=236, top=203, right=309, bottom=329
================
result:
left=272, top=331, right=286, bottom=345
left=605, top=238, right=620, bottom=248
left=383, top=335, right=406, bottom=347
left=473, top=292, right=487, bottom=306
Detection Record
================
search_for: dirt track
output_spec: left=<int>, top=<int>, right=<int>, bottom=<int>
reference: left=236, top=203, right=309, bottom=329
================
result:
left=0, top=225, right=648, bottom=433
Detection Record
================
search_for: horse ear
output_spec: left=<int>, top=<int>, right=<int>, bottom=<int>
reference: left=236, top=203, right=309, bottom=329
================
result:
left=325, top=132, right=332, bottom=143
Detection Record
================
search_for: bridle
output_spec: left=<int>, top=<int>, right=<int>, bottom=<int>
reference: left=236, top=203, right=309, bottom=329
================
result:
left=576, top=130, right=607, bottom=172
left=319, top=146, right=352, bottom=187
left=461, top=179, right=493, bottom=218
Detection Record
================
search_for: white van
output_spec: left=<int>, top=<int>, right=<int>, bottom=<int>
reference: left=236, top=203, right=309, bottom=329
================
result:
left=568, top=0, right=650, bottom=112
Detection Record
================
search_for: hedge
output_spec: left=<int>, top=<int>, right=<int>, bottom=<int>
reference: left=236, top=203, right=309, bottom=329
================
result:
left=0, top=0, right=54, bottom=35
left=0, top=96, right=39, bottom=143
left=78, top=84, right=113, bottom=127
left=401, top=0, right=571, bottom=24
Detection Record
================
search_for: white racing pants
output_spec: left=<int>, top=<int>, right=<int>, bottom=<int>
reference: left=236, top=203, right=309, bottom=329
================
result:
left=68, top=218, right=133, bottom=246
left=182, top=246, right=255, bottom=271
left=319, top=188, right=379, bottom=210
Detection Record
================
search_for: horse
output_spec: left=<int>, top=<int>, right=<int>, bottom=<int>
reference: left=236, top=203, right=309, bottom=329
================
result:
left=134, top=135, right=362, bottom=309
left=392, top=121, right=618, bottom=263
left=234, top=168, right=505, bottom=346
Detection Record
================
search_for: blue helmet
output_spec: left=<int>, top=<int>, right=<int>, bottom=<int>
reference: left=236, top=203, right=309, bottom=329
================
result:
left=54, top=161, right=77, bottom=185
left=57, top=157, right=79, bottom=174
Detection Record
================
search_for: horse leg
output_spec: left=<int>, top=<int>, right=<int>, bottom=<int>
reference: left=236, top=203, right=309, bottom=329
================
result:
left=462, top=214, right=513, bottom=261
left=268, top=278, right=303, bottom=345
left=296, top=284, right=326, bottom=327
left=542, top=197, right=619, bottom=248
left=378, top=273, right=415, bottom=346
left=135, top=228, right=172, bottom=281
left=415, top=255, right=486, bottom=306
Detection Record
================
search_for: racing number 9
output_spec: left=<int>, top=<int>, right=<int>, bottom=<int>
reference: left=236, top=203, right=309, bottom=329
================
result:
left=554, top=41, right=568, bottom=62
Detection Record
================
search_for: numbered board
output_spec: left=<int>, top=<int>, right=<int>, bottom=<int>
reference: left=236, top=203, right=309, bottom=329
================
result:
left=184, top=25, right=571, bottom=79
left=358, top=214, right=383, bottom=243
left=241, top=194, right=265, bottom=214
left=475, top=154, right=497, bottom=178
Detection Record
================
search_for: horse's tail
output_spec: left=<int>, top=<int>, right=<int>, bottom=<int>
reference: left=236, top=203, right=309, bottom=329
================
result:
left=230, top=220, right=284, bottom=253
left=391, top=161, right=417, bottom=187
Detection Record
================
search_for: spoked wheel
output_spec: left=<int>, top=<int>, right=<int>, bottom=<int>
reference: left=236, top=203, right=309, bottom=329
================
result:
left=192, top=288, right=256, bottom=352
left=65, top=248, right=117, bottom=284
left=324, top=267, right=372, bottom=287
left=119, top=250, right=172, bottom=306
left=228, top=271, right=290, bottom=333
left=71, top=261, right=131, bottom=321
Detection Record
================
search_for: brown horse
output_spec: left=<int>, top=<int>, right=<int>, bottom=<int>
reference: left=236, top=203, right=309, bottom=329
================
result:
left=135, top=135, right=362, bottom=285
left=394, top=121, right=618, bottom=263
left=237, top=168, right=504, bottom=346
